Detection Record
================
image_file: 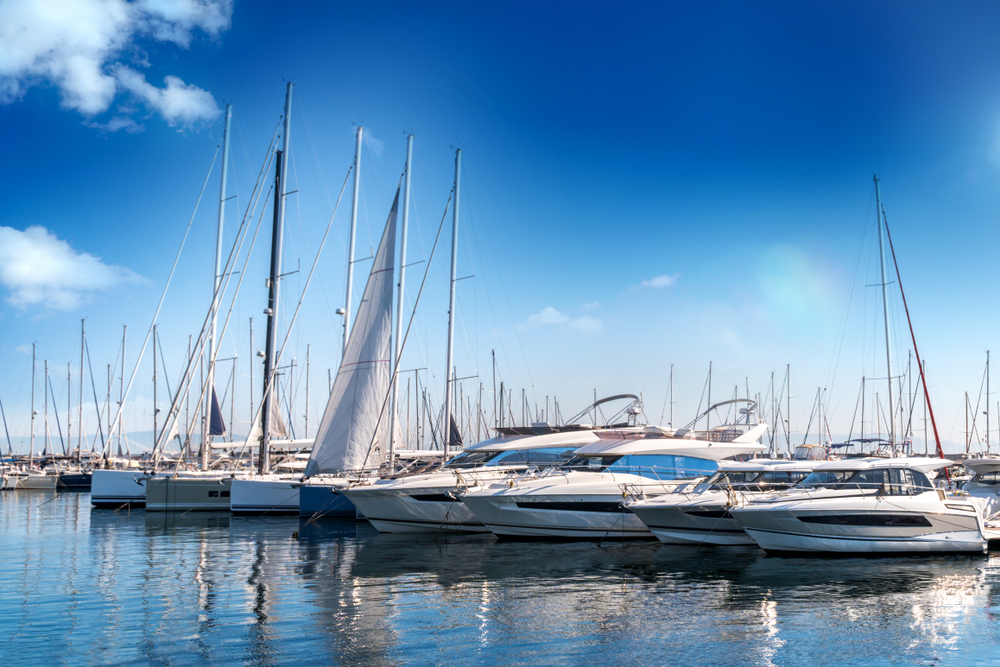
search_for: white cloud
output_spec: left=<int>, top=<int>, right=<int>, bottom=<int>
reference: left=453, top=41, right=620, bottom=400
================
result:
left=0, top=0, right=230, bottom=129
left=581, top=301, right=600, bottom=310
left=521, top=306, right=603, bottom=334
left=15, top=344, right=31, bottom=354
left=0, top=225, right=142, bottom=310
left=636, top=273, right=680, bottom=289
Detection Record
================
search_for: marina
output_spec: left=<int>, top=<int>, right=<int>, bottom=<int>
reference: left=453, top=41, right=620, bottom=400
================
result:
left=5, top=490, right=1000, bottom=666
left=8, top=2, right=1000, bottom=664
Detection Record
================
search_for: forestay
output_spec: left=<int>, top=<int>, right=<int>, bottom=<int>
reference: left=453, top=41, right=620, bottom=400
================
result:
left=305, top=190, right=398, bottom=476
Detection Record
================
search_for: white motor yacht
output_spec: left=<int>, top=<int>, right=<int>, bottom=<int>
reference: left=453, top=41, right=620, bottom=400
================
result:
left=341, top=426, right=604, bottom=533
left=627, top=459, right=815, bottom=545
left=730, top=457, right=989, bottom=554
left=460, top=420, right=769, bottom=540
left=957, top=458, right=1000, bottom=539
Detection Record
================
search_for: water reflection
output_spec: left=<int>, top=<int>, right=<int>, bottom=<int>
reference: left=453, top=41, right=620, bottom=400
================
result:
left=0, top=492, right=999, bottom=665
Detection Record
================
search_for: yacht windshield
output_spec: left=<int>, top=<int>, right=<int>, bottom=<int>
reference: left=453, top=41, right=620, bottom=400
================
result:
left=561, top=454, right=717, bottom=480
left=800, top=470, right=852, bottom=488
left=706, top=470, right=810, bottom=491
left=485, top=447, right=577, bottom=467
left=444, top=451, right=504, bottom=469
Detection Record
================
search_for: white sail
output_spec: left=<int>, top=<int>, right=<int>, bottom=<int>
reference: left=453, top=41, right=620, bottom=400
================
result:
left=305, top=190, right=398, bottom=476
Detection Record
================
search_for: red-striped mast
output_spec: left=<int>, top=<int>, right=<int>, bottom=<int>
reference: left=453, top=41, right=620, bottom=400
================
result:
left=881, top=205, right=946, bottom=461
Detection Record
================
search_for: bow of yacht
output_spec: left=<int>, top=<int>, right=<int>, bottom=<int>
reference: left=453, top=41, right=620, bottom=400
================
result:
left=626, top=459, right=815, bottom=545
left=460, top=420, right=770, bottom=540
left=340, top=426, right=604, bottom=533
left=731, top=457, right=989, bottom=554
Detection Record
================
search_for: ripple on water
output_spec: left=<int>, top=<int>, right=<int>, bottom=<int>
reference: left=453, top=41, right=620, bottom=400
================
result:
left=2, top=491, right=1000, bottom=666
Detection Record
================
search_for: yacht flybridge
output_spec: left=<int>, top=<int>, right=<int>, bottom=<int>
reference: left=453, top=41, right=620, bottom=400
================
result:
left=626, top=459, right=815, bottom=546
left=731, top=458, right=989, bottom=554
left=460, top=402, right=769, bottom=540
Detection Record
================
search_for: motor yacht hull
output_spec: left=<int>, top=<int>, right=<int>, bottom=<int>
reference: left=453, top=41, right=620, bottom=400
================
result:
left=461, top=488, right=653, bottom=540
left=298, top=483, right=357, bottom=518
left=57, top=472, right=92, bottom=490
left=344, top=484, right=488, bottom=533
left=230, top=476, right=300, bottom=515
left=733, top=507, right=987, bottom=554
left=631, top=504, right=755, bottom=546
left=91, top=469, right=147, bottom=508
left=16, top=473, right=59, bottom=490
left=145, top=476, right=233, bottom=512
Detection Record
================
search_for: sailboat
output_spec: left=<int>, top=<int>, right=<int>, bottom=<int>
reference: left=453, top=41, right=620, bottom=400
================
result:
left=296, top=183, right=401, bottom=518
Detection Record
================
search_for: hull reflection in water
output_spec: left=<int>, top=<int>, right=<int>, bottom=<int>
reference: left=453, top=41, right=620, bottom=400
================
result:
left=3, top=492, right=1000, bottom=665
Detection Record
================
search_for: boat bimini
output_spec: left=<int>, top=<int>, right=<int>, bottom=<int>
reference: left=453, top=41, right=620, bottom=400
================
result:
left=460, top=417, right=769, bottom=541
left=626, top=459, right=815, bottom=546
left=730, top=457, right=990, bottom=554
left=340, top=426, right=603, bottom=533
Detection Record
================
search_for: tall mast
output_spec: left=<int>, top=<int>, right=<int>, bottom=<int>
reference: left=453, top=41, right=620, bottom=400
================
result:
left=119, top=325, right=126, bottom=456
left=43, top=360, right=49, bottom=457
left=342, top=127, right=363, bottom=354
left=67, top=363, right=71, bottom=463
left=202, top=103, right=232, bottom=471
left=389, top=134, right=414, bottom=462
left=786, top=364, right=791, bottom=453
left=260, top=82, right=293, bottom=475
left=30, top=343, right=35, bottom=467
left=443, top=149, right=462, bottom=454
left=988, top=350, right=991, bottom=454
left=153, top=324, right=158, bottom=448
left=874, top=175, right=895, bottom=446
left=304, top=343, right=310, bottom=439
left=78, top=319, right=84, bottom=460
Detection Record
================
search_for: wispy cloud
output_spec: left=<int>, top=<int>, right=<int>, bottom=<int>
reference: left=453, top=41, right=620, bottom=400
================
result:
left=635, top=273, right=680, bottom=289
left=0, top=225, right=143, bottom=310
left=15, top=344, right=31, bottom=354
left=0, top=0, right=231, bottom=130
left=364, top=129, right=385, bottom=157
left=581, top=301, right=600, bottom=310
left=520, top=306, right=603, bottom=334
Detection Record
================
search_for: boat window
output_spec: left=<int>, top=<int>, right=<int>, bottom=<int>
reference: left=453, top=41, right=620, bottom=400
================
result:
left=562, top=455, right=623, bottom=471
left=907, top=470, right=934, bottom=492
left=606, top=455, right=717, bottom=480
left=706, top=471, right=761, bottom=490
left=800, top=470, right=853, bottom=488
left=975, top=470, right=1000, bottom=485
left=486, top=448, right=575, bottom=467
left=444, top=450, right=503, bottom=469
left=755, top=470, right=810, bottom=489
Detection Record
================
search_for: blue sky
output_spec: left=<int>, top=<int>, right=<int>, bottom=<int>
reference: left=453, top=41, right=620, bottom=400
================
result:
left=3, top=1, right=1000, bottom=454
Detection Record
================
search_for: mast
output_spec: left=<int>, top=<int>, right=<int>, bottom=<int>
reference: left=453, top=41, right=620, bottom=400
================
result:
left=43, top=360, right=48, bottom=457
left=305, top=344, right=310, bottom=440
left=260, top=82, right=293, bottom=475
left=342, top=126, right=363, bottom=354
left=874, top=175, right=895, bottom=446
left=78, top=319, right=84, bottom=460
left=443, top=148, right=462, bottom=454
left=389, top=134, right=414, bottom=462
left=786, top=364, right=791, bottom=453
left=119, top=325, right=126, bottom=456
left=30, top=343, right=35, bottom=467
left=669, top=364, right=674, bottom=428
left=203, top=103, right=232, bottom=471
left=988, top=350, right=991, bottom=455
left=153, top=324, right=158, bottom=447
left=67, top=363, right=71, bottom=462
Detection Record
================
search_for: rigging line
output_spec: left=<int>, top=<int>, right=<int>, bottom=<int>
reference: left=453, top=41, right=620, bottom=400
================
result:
left=462, top=174, right=524, bottom=395
left=151, top=141, right=279, bottom=463
left=102, top=145, right=219, bottom=456
left=0, top=395, right=12, bottom=456
left=46, top=374, right=65, bottom=454
left=882, top=211, right=945, bottom=462
left=357, top=189, right=454, bottom=469
left=83, top=339, right=106, bottom=453
left=232, top=163, right=354, bottom=463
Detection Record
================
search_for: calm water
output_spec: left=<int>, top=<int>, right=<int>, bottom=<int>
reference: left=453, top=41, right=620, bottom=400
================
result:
left=3, top=492, right=1000, bottom=666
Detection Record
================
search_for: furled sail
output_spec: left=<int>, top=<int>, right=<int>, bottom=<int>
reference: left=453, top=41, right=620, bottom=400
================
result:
left=305, top=189, right=398, bottom=476
left=209, top=387, right=226, bottom=436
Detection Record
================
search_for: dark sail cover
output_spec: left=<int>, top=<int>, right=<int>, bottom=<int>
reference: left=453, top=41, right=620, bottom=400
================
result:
left=209, top=387, right=227, bottom=436
left=448, top=415, right=463, bottom=450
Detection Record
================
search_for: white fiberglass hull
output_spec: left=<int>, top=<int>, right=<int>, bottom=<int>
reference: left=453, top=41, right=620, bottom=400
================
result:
left=459, top=472, right=695, bottom=540
left=630, top=494, right=756, bottom=546
left=343, top=474, right=494, bottom=533
left=230, top=476, right=300, bottom=515
left=733, top=501, right=988, bottom=555
left=92, top=469, right=148, bottom=507
left=145, top=475, right=232, bottom=512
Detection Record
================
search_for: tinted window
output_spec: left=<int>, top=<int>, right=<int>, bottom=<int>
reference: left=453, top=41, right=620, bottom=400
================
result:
left=606, top=455, right=717, bottom=480
left=976, top=471, right=1000, bottom=484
